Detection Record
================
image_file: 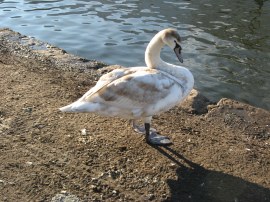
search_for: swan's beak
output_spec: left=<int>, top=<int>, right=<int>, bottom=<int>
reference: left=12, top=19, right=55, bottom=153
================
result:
left=174, top=44, right=183, bottom=63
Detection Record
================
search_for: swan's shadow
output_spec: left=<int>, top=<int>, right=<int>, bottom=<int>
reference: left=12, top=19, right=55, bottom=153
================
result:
left=151, top=145, right=270, bottom=202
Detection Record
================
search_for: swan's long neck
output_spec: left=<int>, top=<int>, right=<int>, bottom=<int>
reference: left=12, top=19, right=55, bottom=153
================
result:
left=145, top=31, right=195, bottom=98
left=145, top=33, right=166, bottom=69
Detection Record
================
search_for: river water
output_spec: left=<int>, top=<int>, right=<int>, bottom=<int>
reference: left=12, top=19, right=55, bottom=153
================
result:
left=1, top=0, right=270, bottom=110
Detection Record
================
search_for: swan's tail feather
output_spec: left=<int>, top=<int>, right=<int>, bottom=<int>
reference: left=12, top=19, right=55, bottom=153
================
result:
left=59, top=103, right=75, bottom=112
left=59, top=101, right=95, bottom=113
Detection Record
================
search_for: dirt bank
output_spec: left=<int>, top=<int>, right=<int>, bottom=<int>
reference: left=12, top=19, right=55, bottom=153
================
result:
left=0, top=28, right=269, bottom=201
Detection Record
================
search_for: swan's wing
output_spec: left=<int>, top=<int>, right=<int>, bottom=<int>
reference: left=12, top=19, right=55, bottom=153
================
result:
left=82, top=67, right=148, bottom=99
left=83, top=69, right=179, bottom=109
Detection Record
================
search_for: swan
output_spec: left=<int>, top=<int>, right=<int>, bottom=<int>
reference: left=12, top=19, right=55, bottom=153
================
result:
left=59, top=28, right=194, bottom=145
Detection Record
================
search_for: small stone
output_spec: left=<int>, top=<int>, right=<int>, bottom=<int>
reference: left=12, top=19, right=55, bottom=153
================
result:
left=118, top=146, right=127, bottom=152
left=91, top=185, right=102, bottom=193
left=91, top=178, right=98, bottom=183
left=81, top=128, right=87, bottom=136
left=51, top=192, right=80, bottom=202
left=147, top=194, right=155, bottom=200
left=23, top=107, right=32, bottom=113
left=112, top=190, right=118, bottom=195
left=109, top=170, right=121, bottom=179
left=169, top=163, right=177, bottom=169
left=25, top=161, right=33, bottom=166
left=33, top=123, right=45, bottom=129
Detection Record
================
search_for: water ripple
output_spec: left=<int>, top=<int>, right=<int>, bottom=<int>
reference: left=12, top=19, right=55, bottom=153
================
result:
left=0, top=0, right=269, bottom=110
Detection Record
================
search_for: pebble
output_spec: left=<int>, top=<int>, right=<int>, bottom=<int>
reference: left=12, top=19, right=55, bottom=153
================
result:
left=118, top=146, right=127, bottom=152
left=25, top=161, right=33, bottom=166
left=169, top=163, right=177, bottom=169
left=112, top=190, right=118, bottom=195
left=81, top=128, right=87, bottom=136
left=23, top=107, right=33, bottom=113
left=147, top=194, right=155, bottom=200
left=51, top=192, right=80, bottom=202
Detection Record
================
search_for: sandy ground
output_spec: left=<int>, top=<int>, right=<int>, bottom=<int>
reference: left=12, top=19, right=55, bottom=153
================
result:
left=0, top=28, right=270, bottom=201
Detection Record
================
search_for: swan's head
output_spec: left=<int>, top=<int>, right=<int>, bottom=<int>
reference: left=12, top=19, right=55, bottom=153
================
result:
left=161, top=28, right=183, bottom=63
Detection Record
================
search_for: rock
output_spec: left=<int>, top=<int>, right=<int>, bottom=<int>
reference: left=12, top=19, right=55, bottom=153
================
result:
left=118, top=146, right=127, bottom=152
left=169, top=163, right=177, bottom=169
left=147, top=193, right=155, bottom=200
left=180, top=89, right=212, bottom=114
left=207, top=98, right=270, bottom=140
left=0, top=28, right=107, bottom=71
left=112, top=190, right=118, bottom=195
left=51, top=192, right=80, bottom=202
left=80, top=128, right=87, bottom=136
left=25, top=161, right=33, bottom=166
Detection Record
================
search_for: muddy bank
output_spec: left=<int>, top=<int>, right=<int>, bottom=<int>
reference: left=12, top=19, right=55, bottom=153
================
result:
left=0, top=28, right=269, bottom=201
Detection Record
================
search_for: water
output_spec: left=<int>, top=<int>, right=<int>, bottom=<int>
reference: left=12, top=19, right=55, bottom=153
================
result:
left=1, top=0, right=270, bottom=110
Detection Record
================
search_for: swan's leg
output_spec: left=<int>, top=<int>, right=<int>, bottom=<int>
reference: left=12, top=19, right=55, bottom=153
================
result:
left=132, top=119, right=157, bottom=134
left=143, top=117, right=172, bottom=146
left=145, top=122, right=151, bottom=144
left=131, top=120, right=145, bottom=134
